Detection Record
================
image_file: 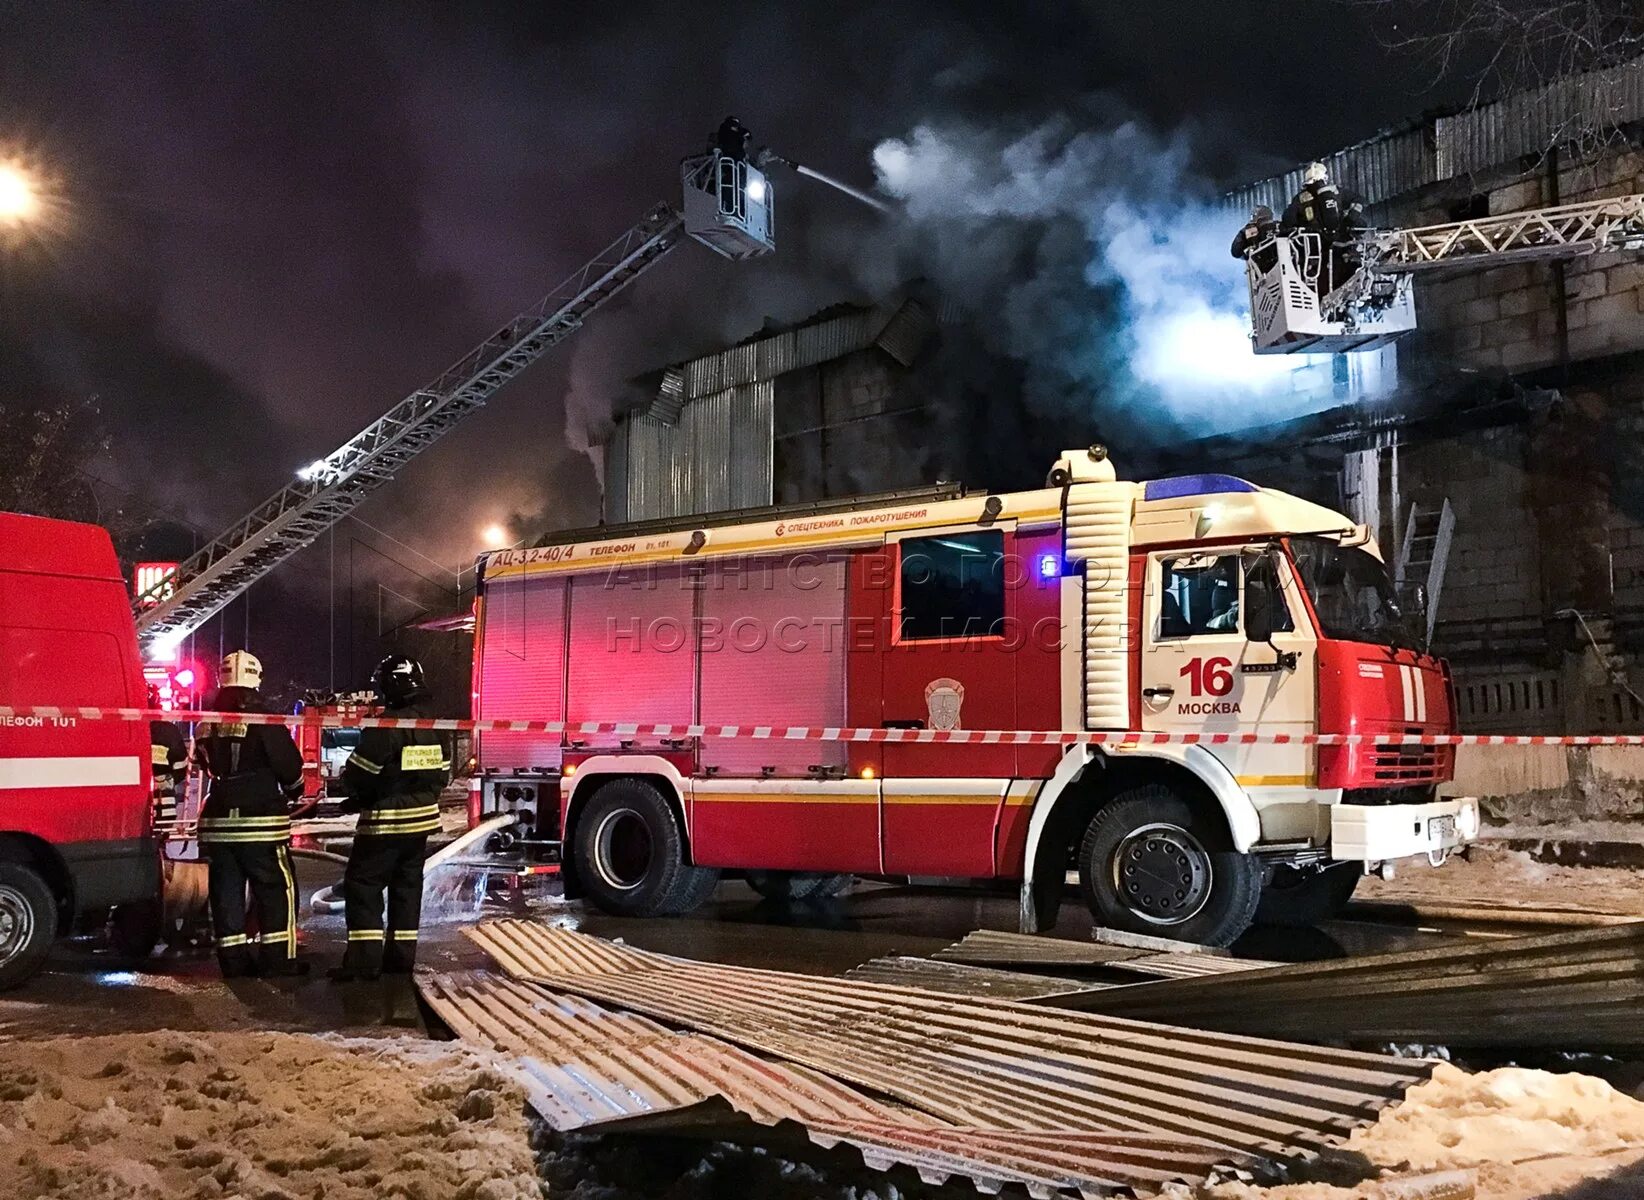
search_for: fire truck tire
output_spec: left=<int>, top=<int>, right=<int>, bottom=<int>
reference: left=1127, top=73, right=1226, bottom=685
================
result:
left=574, top=780, right=719, bottom=918
left=1077, top=785, right=1262, bottom=948
left=0, top=863, right=58, bottom=991
left=1255, top=863, right=1360, bottom=926
left=745, top=871, right=853, bottom=903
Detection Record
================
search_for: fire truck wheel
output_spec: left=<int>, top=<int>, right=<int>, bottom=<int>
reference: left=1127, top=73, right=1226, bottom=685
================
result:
left=745, top=871, right=853, bottom=903
left=0, top=863, right=58, bottom=991
left=1255, top=863, right=1360, bottom=926
left=1078, top=785, right=1262, bottom=948
left=574, top=779, right=719, bottom=917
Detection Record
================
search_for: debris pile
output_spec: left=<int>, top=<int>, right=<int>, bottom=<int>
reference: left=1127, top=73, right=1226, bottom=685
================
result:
left=437, top=919, right=1438, bottom=1196
left=1058, top=924, right=1644, bottom=1050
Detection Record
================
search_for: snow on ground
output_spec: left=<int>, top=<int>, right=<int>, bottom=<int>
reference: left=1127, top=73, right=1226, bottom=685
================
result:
left=0, top=1030, right=542, bottom=1200
left=1206, top=1063, right=1644, bottom=1200
left=4, top=1025, right=1644, bottom=1199
left=1357, top=844, right=1644, bottom=916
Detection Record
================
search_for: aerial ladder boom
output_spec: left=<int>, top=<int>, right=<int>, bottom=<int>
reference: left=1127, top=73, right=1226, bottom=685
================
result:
left=1247, top=193, right=1644, bottom=354
left=135, top=145, right=779, bottom=652
left=1368, top=194, right=1644, bottom=272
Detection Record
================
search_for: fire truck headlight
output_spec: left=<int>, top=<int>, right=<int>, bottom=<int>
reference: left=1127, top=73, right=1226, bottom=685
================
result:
left=1456, top=797, right=1480, bottom=840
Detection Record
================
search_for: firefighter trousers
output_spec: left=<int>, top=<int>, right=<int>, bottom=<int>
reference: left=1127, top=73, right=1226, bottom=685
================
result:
left=205, top=840, right=299, bottom=972
left=341, top=833, right=428, bottom=974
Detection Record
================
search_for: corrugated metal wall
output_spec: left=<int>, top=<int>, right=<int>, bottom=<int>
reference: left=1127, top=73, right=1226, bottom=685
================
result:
left=1436, top=58, right=1644, bottom=178
left=607, top=380, right=774, bottom=522
left=1226, top=125, right=1436, bottom=215
left=600, top=299, right=937, bottom=523
left=1226, top=54, right=1643, bottom=213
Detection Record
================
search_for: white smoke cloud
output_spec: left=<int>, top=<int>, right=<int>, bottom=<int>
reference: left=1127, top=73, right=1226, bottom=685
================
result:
left=871, top=117, right=1344, bottom=437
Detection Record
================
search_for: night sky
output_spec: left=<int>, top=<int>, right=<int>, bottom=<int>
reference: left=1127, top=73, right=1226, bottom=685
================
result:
left=0, top=1, right=1478, bottom=688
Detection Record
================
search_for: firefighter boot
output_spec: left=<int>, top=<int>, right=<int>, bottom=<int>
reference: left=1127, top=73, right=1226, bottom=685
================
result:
left=381, top=930, right=418, bottom=975
left=216, top=933, right=258, bottom=979
left=259, top=945, right=312, bottom=978
left=328, top=935, right=382, bottom=983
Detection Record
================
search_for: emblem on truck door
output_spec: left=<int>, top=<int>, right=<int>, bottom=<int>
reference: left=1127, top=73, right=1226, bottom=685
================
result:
left=924, top=678, right=966, bottom=731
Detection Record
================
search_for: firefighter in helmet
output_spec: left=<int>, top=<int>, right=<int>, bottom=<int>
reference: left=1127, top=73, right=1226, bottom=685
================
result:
left=330, top=655, right=449, bottom=982
left=715, top=115, right=752, bottom=163
left=1230, top=204, right=1279, bottom=272
left=1281, top=162, right=1369, bottom=292
left=193, top=651, right=308, bottom=977
left=148, top=684, right=188, bottom=830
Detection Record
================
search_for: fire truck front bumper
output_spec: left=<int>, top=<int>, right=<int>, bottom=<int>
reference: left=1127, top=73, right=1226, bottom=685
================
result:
left=1329, top=795, right=1481, bottom=865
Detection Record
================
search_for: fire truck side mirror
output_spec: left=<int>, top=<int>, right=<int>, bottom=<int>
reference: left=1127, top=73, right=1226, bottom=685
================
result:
left=1242, top=546, right=1285, bottom=648
left=1244, top=581, right=1279, bottom=646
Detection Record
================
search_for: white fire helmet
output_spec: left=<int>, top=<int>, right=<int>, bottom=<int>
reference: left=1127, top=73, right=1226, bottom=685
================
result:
left=220, top=650, right=263, bottom=690
left=1303, top=161, right=1329, bottom=187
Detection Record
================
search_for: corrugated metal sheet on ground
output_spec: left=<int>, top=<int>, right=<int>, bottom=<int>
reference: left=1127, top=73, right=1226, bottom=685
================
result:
left=1049, top=923, right=1644, bottom=1049
left=934, top=928, right=1280, bottom=980
left=842, top=956, right=1115, bottom=1001
left=419, top=970, right=1261, bottom=1198
left=466, top=921, right=1433, bottom=1158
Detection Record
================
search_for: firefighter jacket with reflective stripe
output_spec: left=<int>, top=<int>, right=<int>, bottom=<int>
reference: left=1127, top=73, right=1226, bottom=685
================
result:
left=341, top=700, right=449, bottom=837
left=150, top=720, right=188, bottom=785
left=1281, top=184, right=1368, bottom=240
left=194, top=687, right=303, bottom=843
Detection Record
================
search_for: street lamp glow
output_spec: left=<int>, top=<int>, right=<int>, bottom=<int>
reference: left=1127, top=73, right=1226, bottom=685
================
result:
left=481, top=523, right=510, bottom=549
left=0, top=162, right=39, bottom=226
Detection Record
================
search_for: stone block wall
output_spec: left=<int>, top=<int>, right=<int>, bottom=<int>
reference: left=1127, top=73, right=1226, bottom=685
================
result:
left=1400, top=145, right=1644, bottom=375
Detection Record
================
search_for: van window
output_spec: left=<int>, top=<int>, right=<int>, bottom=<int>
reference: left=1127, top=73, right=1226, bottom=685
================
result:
left=0, top=629, right=131, bottom=706
left=898, top=531, right=1006, bottom=641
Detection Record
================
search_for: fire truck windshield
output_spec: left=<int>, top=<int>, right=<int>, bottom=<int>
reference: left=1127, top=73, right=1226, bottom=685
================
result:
left=1289, top=536, right=1416, bottom=650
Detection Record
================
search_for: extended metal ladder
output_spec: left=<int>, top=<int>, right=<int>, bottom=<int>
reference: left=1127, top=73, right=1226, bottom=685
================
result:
left=1370, top=195, right=1644, bottom=273
left=134, top=206, right=689, bottom=651
left=1395, top=498, right=1455, bottom=646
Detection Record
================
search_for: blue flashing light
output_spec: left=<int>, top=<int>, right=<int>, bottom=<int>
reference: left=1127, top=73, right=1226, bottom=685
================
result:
left=1144, top=474, right=1260, bottom=501
left=1037, top=554, right=1061, bottom=580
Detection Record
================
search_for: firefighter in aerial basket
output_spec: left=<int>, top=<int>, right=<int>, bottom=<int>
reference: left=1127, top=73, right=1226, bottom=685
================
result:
left=1282, top=161, right=1369, bottom=293
left=194, top=651, right=309, bottom=978
left=1230, top=204, right=1279, bottom=272
left=330, top=655, right=450, bottom=983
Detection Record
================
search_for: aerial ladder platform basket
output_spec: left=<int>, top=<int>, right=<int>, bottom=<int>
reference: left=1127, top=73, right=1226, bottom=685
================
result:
left=1248, top=194, right=1644, bottom=355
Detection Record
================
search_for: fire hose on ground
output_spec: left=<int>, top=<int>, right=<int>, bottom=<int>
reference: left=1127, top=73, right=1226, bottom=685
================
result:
left=304, top=813, right=518, bottom=915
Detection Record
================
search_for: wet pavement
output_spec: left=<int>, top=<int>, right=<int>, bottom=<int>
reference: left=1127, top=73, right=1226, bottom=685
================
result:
left=0, top=857, right=1469, bottom=1042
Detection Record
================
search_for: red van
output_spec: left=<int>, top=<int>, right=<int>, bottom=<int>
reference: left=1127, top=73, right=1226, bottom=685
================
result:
left=0, top=512, right=161, bottom=987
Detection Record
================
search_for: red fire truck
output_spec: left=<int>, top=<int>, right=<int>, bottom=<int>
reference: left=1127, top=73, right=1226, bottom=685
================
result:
left=0, top=513, right=162, bottom=986
left=295, top=692, right=377, bottom=803
left=468, top=448, right=1479, bottom=945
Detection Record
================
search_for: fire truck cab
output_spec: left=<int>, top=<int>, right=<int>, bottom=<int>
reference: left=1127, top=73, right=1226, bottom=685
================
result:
left=0, top=513, right=162, bottom=987
left=470, top=449, right=1478, bottom=945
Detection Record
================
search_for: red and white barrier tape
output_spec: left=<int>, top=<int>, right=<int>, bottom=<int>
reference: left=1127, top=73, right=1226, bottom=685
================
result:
left=0, top=705, right=1639, bottom=746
